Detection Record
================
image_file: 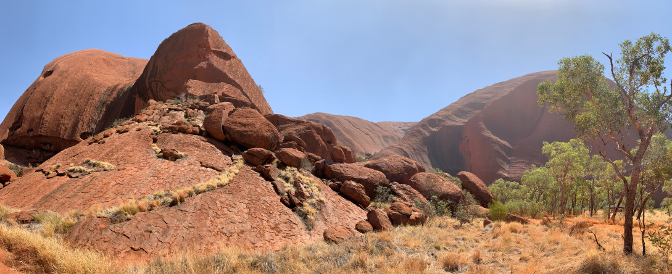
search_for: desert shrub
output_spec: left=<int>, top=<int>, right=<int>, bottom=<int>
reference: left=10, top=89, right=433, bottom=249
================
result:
left=488, top=201, right=507, bottom=221
left=32, top=211, right=78, bottom=237
left=646, top=223, right=672, bottom=269
left=415, top=196, right=450, bottom=218
left=356, top=157, right=366, bottom=162
left=505, top=200, right=543, bottom=218
left=440, top=253, right=464, bottom=272
left=109, top=117, right=130, bottom=129
left=300, top=157, right=314, bottom=173
left=6, top=163, right=22, bottom=175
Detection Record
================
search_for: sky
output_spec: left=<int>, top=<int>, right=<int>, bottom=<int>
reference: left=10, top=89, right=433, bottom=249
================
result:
left=0, top=1, right=670, bottom=123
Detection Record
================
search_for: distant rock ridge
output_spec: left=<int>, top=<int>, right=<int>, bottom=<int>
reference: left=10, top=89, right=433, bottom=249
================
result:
left=298, top=113, right=415, bottom=158
left=373, top=71, right=579, bottom=184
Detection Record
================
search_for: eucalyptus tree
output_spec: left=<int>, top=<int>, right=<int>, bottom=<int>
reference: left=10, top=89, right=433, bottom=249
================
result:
left=542, top=139, right=589, bottom=214
left=538, top=33, right=672, bottom=254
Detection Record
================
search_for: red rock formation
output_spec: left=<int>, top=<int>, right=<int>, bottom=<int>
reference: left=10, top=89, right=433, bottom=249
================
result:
left=275, top=148, right=306, bottom=168
left=299, top=113, right=409, bottom=158
left=377, top=121, right=418, bottom=137
left=456, top=171, right=495, bottom=208
left=223, top=108, right=281, bottom=150
left=339, top=180, right=370, bottom=208
left=130, top=23, right=272, bottom=115
left=362, top=155, right=425, bottom=185
left=407, top=172, right=465, bottom=208
left=0, top=165, right=16, bottom=184
left=0, top=49, right=147, bottom=154
left=385, top=201, right=426, bottom=226
left=323, top=226, right=356, bottom=244
left=324, top=163, right=389, bottom=198
left=65, top=167, right=366, bottom=261
left=367, top=208, right=393, bottom=231
left=373, top=71, right=580, bottom=185
left=266, top=114, right=345, bottom=162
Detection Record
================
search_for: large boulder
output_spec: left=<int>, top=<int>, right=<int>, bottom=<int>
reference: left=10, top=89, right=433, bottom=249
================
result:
left=266, top=114, right=344, bottom=162
left=324, top=163, right=389, bottom=198
left=0, top=49, right=147, bottom=153
left=388, top=182, right=427, bottom=205
left=363, top=155, right=425, bottom=185
left=407, top=172, right=465, bottom=208
left=223, top=108, right=281, bottom=150
left=339, top=180, right=370, bottom=208
left=242, top=148, right=275, bottom=167
left=323, top=226, right=355, bottom=244
left=0, top=165, right=17, bottom=184
left=275, top=148, right=306, bottom=168
left=130, top=23, right=272, bottom=115
left=367, top=209, right=393, bottom=231
left=202, top=102, right=235, bottom=141
left=385, top=202, right=427, bottom=226
left=456, top=171, right=495, bottom=208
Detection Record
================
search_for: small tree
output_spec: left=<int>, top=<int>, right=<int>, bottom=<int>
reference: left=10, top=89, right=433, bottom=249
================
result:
left=538, top=33, right=672, bottom=254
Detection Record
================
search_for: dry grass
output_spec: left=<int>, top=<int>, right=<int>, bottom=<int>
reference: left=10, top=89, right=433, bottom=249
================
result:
left=0, top=223, right=114, bottom=274
left=0, top=210, right=671, bottom=273
left=275, top=166, right=325, bottom=230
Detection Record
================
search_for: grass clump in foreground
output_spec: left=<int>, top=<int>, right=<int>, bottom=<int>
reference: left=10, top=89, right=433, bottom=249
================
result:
left=0, top=211, right=669, bottom=273
left=275, top=165, right=325, bottom=230
left=0, top=222, right=114, bottom=274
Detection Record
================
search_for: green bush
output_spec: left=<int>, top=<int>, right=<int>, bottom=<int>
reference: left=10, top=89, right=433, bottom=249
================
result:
left=355, top=157, right=367, bottom=162
left=488, top=201, right=507, bottom=221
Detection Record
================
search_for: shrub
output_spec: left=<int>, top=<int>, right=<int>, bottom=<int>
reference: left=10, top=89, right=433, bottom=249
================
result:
left=488, top=201, right=507, bottom=221
left=356, top=157, right=366, bottom=162
left=6, top=163, right=21, bottom=175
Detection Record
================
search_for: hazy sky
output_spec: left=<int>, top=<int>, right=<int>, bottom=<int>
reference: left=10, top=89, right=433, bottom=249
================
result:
left=0, top=1, right=670, bottom=123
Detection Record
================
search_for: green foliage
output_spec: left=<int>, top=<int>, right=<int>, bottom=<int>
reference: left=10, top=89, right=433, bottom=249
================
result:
left=538, top=33, right=672, bottom=253
left=646, top=223, right=672, bottom=269
left=258, top=85, right=265, bottom=94
left=415, top=195, right=451, bottom=218
left=356, top=157, right=367, bottom=162
left=488, top=201, right=507, bottom=221
left=6, top=163, right=21, bottom=176
left=373, top=186, right=393, bottom=204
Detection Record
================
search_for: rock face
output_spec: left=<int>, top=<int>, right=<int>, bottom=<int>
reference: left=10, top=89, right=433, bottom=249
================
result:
left=373, top=71, right=579, bottom=185
left=323, top=226, right=355, bottom=244
left=299, top=113, right=411, bottom=158
left=367, top=209, right=393, bottom=231
left=324, top=163, right=389, bottom=198
left=223, top=108, right=281, bottom=150
left=0, top=49, right=147, bottom=154
left=339, top=180, right=370, bottom=208
left=130, top=23, right=272, bottom=115
left=385, top=201, right=427, bottom=226
left=363, top=155, right=424, bottom=185
left=65, top=167, right=366, bottom=261
left=407, top=173, right=465, bottom=207
left=267, top=114, right=351, bottom=162
left=456, top=171, right=495, bottom=208
left=0, top=165, right=16, bottom=184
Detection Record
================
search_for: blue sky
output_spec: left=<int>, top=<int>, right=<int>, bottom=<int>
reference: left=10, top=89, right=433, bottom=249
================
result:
left=0, top=1, right=670, bottom=123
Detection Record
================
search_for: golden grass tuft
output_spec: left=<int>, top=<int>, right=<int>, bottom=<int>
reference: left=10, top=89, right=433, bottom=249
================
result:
left=0, top=223, right=114, bottom=274
left=440, top=253, right=464, bottom=272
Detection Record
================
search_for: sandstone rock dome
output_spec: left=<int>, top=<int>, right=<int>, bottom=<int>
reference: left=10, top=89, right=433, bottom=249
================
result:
left=0, top=49, right=147, bottom=155
left=129, top=22, right=272, bottom=115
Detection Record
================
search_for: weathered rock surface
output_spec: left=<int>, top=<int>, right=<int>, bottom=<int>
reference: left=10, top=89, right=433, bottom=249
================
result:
left=385, top=201, right=427, bottom=226
left=223, top=108, right=281, bottom=150
left=203, top=102, right=235, bottom=141
left=407, top=173, right=465, bottom=208
left=373, top=71, right=579, bottom=185
left=376, top=121, right=418, bottom=137
left=323, top=226, right=355, bottom=244
left=505, top=213, right=530, bottom=225
left=275, top=148, right=306, bottom=168
left=363, top=155, right=424, bottom=185
left=355, top=221, right=373, bottom=233
left=0, top=49, right=147, bottom=153
left=456, top=171, right=495, bottom=208
left=388, top=182, right=427, bottom=205
left=0, top=124, right=229, bottom=212
left=324, top=163, right=389, bottom=198
left=367, top=208, right=393, bottom=231
left=299, top=113, right=411, bottom=158
left=242, top=148, right=275, bottom=167
left=339, top=180, right=370, bottom=208
left=266, top=114, right=343, bottom=162
left=0, top=165, right=16, bottom=184
left=65, top=167, right=366, bottom=261
left=130, top=23, right=272, bottom=115
left=6, top=210, right=37, bottom=224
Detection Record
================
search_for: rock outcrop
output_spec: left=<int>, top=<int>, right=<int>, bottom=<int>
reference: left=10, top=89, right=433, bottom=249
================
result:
left=456, top=171, right=495, bottom=208
left=324, top=163, right=389, bottom=198
left=299, top=113, right=411, bottom=158
left=130, top=23, right=272, bottom=115
left=373, top=71, right=579, bottom=185
left=0, top=49, right=147, bottom=156
left=223, top=108, right=281, bottom=150
left=362, top=155, right=424, bottom=185
left=407, top=172, right=465, bottom=208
